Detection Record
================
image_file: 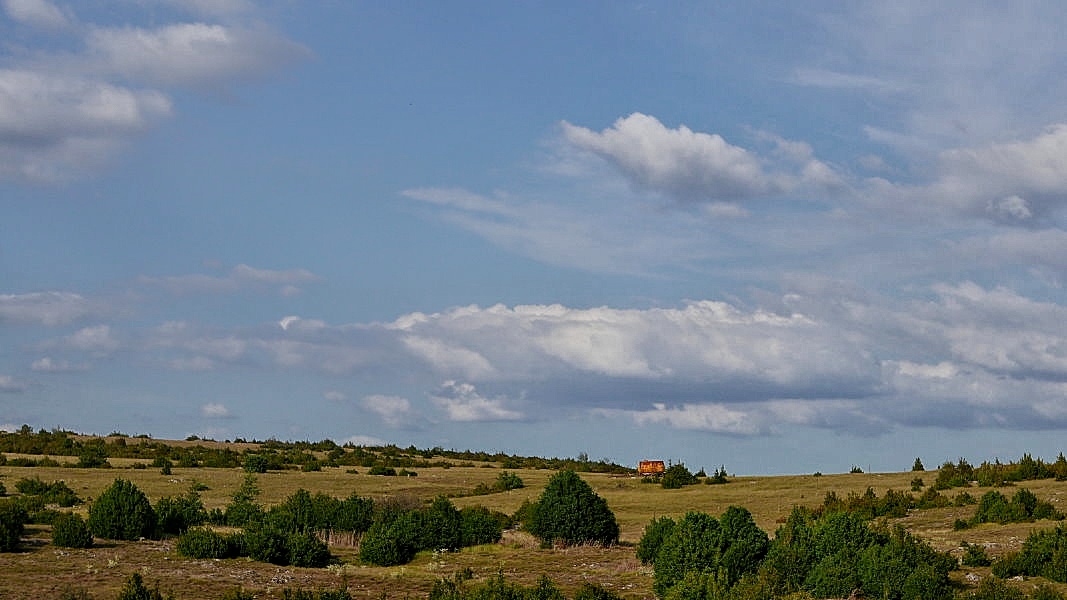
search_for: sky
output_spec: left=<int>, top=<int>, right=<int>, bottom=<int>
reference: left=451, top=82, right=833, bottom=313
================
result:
left=3, top=1, right=1067, bottom=475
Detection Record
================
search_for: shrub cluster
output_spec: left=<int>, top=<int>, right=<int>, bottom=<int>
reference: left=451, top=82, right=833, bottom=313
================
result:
left=965, top=488, right=1063, bottom=527
left=469, top=471, right=524, bottom=496
left=14, top=477, right=81, bottom=506
left=156, top=490, right=208, bottom=535
left=358, top=496, right=506, bottom=566
left=993, top=524, right=1067, bottom=582
left=640, top=505, right=956, bottom=600
left=934, top=453, right=1067, bottom=490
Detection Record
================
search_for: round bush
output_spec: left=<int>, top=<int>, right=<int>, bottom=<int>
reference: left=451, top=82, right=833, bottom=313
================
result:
left=528, top=470, right=618, bottom=547
left=287, top=531, right=330, bottom=567
left=52, top=512, right=93, bottom=548
left=88, top=479, right=158, bottom=540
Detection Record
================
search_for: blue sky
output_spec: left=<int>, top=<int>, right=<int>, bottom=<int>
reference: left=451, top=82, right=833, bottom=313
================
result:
left=4, top=1, right=1067, bottom=474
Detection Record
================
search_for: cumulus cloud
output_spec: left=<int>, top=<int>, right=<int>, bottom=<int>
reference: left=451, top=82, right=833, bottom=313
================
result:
left=559, top=113, right=841, bottom=204
left=0, top=5, right=306, bottom=183
left=30, top=357, right=85, bottom=372
left=2, top=0, right=71, bottom=29
left=430, top=381, right=524, bottom=422
left=361, top=394, right=424, bottom=428
left=0, top=291, right=98, bottom=325
left=201, top=403, right=232, bottom=418
left=64, top=324, right=119, bottom=355
left=323, top=390, right=346, bottom=402
left=0, top=375, right=26, bottom=393
left=141, top=264, right=321, bottom=296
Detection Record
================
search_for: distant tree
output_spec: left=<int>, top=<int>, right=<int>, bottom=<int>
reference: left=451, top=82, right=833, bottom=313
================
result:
left=912, top=457, right=925, bottom=471
left=661, top=463, right=698, bottom=489
left=88, top=479, right=157, bottom=540
left=243, top=454, right=268, bottom=474
left=528, top=470, right=619, bottom=547
left=225, top=474, right=263, bottom=527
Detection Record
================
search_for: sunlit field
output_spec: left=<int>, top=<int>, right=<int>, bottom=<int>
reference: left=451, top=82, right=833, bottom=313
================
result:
left=2, top=445, right=1067, bottom=598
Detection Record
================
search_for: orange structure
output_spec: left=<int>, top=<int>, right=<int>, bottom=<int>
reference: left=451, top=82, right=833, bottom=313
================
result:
left=638, top=460, right=665, bottom=476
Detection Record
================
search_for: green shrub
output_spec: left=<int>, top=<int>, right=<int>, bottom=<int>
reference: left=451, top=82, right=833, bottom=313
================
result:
left=176, top=528, right=240, bottom=559
left=155, top=491, right=207, bottom=535
left=243, top=454, right=269, bottom=473
left=637, top=516, right=676, bottom=565
left=14, top=477, right=81, bottom=506
left=660, top=463, right=698, bottom=489
left=458, top=506, right=505, bottom=547
left=961, top=542, right=991, bottom=567
left=0, top=498, right=27, bottom=551
left=224, top=474, right=263, bottom=527
left=286, top=531, right=331, bottom=567
left=958, top=577, right=1027, bottom=600
left=359, top=510, right=420, bottom=566
left=912, top=457, right=925, bottom=471
left=528, top=470, right=619, bottom=547
left=52, top=512, right=93, bottom=548
left=368, top=465, right=397, bottom=476
left=87, top=479, right=157, bottom=540
left=244, top=522, right=290, bottom=564
left=116, top=573, right=171, bottom=600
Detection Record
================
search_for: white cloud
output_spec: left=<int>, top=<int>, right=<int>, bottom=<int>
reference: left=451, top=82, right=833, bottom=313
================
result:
left=141, top=264, right=321, bottom=296
left=0, top=375, right=26, bottom=393
left=30, top=357, right=86, bottom=372
left=169, top=356, right=215, bottom=371
left=559, top=113, right=841, bottom=204
left=323, top=390, right=346, bottom=402
left=0, top=70, right=173, bottom=182
left=231, top=264, right=319, bottom=285
left=361, top=394, right=423, bottom=428
left=0, top=291, right=97, bottom=325
left=85, top=23, right=309, bottom=89
left=201, top=403, right=231, bottom=418
left=561, top=113, right=773, bottom=202
left=64, top=324, right=119, bottom=355
left=0, top=5, right=306, bottom=183
left=430, top=381, right=524, bottom=422
left=2, top=0, right=71, bottom=29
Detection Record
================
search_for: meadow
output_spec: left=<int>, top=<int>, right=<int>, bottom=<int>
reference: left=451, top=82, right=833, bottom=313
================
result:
left=2, top=441, right=1067, bottom=599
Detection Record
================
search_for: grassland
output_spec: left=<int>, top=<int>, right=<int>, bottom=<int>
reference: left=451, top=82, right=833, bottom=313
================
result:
left=2, top=447, right=1067, bottom=599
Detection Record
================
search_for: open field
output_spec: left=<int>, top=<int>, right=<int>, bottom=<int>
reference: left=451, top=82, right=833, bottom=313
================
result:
left=3, top=455, right=1067, bottom=598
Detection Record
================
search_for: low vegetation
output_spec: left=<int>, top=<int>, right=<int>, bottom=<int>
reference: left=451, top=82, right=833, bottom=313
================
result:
left=4, top=430, right=1067, bottom=598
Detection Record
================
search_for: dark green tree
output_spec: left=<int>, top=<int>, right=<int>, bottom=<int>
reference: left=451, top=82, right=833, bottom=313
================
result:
left=0, top=499, right=27, bottom=551
left=637, top=516, right=676, bottom=565
left=912, top=457, right=925, bottom=471
left=87, top=479, right=157, bottom=540
left=528, top=470, right=619, bottom=547
left=52, top=512, right=93, bottom=548
left=660, top=463, right=698, bottom=489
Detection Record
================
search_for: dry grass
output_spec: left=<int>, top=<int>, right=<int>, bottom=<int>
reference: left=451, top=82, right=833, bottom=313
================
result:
left=3, top=459, right=1067, bottom=598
